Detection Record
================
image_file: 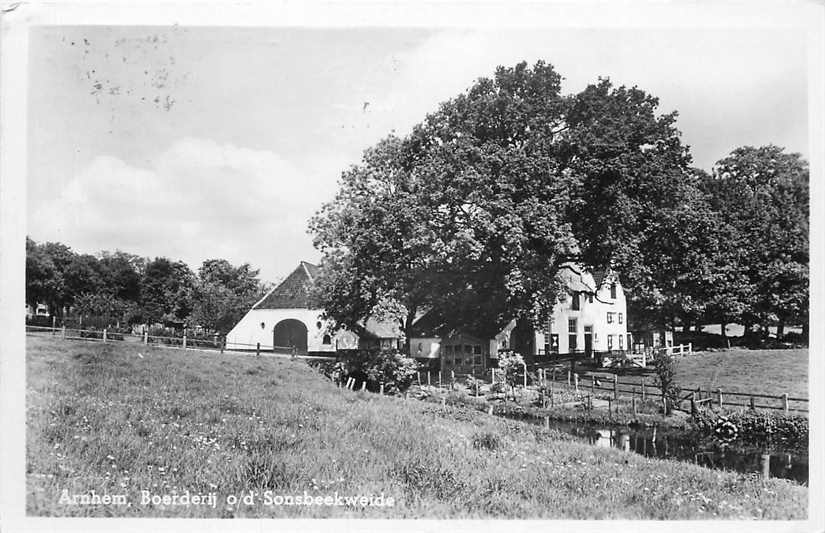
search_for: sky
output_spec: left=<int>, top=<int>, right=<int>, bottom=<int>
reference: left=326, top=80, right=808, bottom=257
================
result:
left=27, top=26, right=809, bottom=284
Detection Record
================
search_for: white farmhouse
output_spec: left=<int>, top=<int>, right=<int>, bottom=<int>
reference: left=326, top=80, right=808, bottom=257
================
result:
left=409, top=264, right=629, bottom=376
left=225, top=261, right=401, bottom=354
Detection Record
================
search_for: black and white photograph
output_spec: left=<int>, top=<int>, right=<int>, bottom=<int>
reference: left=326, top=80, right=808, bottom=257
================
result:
left=1, top=1, right=822, bottom=528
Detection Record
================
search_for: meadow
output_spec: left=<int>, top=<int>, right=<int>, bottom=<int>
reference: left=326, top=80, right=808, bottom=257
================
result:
left=26, top=336, right=807, bottom=518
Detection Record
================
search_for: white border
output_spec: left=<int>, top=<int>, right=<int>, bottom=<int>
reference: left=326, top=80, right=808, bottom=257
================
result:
left=2, top=1, right=823, bottom=532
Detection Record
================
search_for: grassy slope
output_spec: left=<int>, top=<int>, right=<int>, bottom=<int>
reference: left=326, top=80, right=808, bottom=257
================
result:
left=26, top=336, right=807, bottom=519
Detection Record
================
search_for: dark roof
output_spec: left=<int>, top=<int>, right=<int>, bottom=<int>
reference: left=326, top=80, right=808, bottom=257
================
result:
left=352, top=317, right=404, bottom=340
left=254, top=261, right=318, bottom=309
left=409, top=307, right=512, bottom=340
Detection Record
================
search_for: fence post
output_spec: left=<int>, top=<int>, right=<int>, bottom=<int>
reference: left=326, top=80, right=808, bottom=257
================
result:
left=439, top=371, right=442, bottom=388
left=574, top=373, right=579, bottom=394
left=380, top=383, right=384, bottom=395
left=691, top=392, right=697, bottom=415
left=550, top=380, right=555, bottom=407
left=783, top=393, right=789, bottom=414
left=522, top=362, right=527, bottom=388
left=567, top=370, right=571, bottom=388
left=632, top=396, right=637, bottom=415
left=761, top=454, right=771, bottom=479
left=451, top=370, right=455, bottom=390
left=61, top=325, right=66, bottom=339
left=427, top=371, right=431, bottom=387
left=417, top=372, right=421, bottom=386
left=143, top=330, right=148, bottom=344
left=256, top=342, right=260, bottom=357
left=591, top=375, right=595, bottom=396
left=750, top=396, right=756, bottom=411
left=361, top=381, right=367, bottom=392
left=220, top=338, right=225, bottom=355
left=613, top=374, right=618, bottom=401
left=52, top=315, right=56, bottom=334
left=103, top=328, right=107, bottom=343
left=544, top=416, right=550, bottom=430
left=688, top=342, right=693, bottom=354
left=717, top=388, right=723, bottom=408
left=641, top=378, right=646, bottom=401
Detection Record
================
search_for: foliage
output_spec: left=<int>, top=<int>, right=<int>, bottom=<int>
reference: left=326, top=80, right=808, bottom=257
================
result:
left=702, top=145, right=809, bottom=336
left=652, top=351, right=681, bottom=414
left=331, top=349, right=420, bottom=394
left=189, top=259, right=270, bottom=333
left=497, top=350, right=526, bottom=401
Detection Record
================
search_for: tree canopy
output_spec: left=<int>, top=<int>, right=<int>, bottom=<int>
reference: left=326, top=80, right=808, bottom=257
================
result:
left=310, top=61, right=809, bottom=345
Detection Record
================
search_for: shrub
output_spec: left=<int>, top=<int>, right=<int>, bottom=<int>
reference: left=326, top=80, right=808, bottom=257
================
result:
left=498, top=350, right=526, bottom=401
left=328, top=349, right=419, bottom=393
left=652, top=351, right=681, bottom=414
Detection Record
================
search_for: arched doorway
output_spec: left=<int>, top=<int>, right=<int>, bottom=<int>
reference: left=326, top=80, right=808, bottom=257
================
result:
left=273, top=319, right=308, bottom=355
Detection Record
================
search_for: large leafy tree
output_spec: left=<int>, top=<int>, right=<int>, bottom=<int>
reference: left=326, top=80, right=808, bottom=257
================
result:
left=189, top=259, right=269, bottom=332
left=25, top=237, right=64, bottom=314
left=98, top=250, right=145, bottom=302
left=140, top=258, right=196, bottom=324
left=704, top=145, right=809, bottom=338
left=310, top=61, right=701, bottom=345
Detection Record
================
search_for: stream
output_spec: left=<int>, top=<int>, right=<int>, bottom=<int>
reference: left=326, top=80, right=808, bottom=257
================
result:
left=523, top=417, right=808, bottom=484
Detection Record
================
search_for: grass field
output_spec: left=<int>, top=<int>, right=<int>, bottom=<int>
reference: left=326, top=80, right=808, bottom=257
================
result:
left=672, top=349, right=808, bottom=398
left=26, top=336, right=807, bottom=519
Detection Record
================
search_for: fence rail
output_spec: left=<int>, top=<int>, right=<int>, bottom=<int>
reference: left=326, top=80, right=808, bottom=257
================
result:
left=25, top=325, right=336, bottom=361
left=539, top=368, right=808, bottom=414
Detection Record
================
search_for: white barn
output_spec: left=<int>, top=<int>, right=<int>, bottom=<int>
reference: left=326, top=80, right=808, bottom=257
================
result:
left=225, top=261, right=401, bottom=354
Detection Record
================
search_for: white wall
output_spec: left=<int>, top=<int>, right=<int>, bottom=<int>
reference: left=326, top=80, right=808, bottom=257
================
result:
left=225, top=308, right=337, bottom=352
left=546, top=274, right=628, bottom=354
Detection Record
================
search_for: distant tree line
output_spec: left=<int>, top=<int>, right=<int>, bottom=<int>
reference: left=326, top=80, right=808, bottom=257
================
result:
left=25, top=238, right=272, bottom=333
left=310, top=61, right=808, bottom=345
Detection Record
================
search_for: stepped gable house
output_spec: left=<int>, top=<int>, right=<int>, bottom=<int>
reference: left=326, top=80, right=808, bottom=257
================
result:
left=225, top=261, right=402, bottom=355
left=408, top=264, right=629, bottom=376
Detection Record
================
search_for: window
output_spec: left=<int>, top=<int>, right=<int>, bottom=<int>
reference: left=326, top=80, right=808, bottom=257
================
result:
left=618, top=313, right=623, bottom=324
left=568, top=318, right=578, bottom=352
left=474, top=355, right=482, bottom=366
left=473, top=345, right=481, bottom=355
left=618, top=334, right=624, bottom=350
left=464, top=344, right=472, bottom=354
left=610, top=282, right=617, bottom=299
left=607, top=335, right=614, bottom=350
left=550, top=334, right=559, bottom=353
left=571, top=292, right=580, bottom=310
left=607, top=312, right=614, bottom=324
left=322, top=334, right=332, bottom=345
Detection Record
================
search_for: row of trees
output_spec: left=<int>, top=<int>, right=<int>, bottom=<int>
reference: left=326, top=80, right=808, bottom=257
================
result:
left=25, top=238, right=271, bottom=333
left=310, top=61, right=808, bottom=344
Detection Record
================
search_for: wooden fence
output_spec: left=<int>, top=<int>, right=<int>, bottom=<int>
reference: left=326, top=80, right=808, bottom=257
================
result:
left=24, top=325, right=336, bottom=361
left=536, top=367, right=807, bottom=414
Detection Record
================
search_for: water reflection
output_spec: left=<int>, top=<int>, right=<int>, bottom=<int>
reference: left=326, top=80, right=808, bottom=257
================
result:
left=559, top=423, right=807, bottom=484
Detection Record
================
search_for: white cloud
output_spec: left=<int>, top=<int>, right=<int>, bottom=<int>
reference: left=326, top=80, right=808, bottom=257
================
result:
left=30, top=137, right=325, bottom=282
